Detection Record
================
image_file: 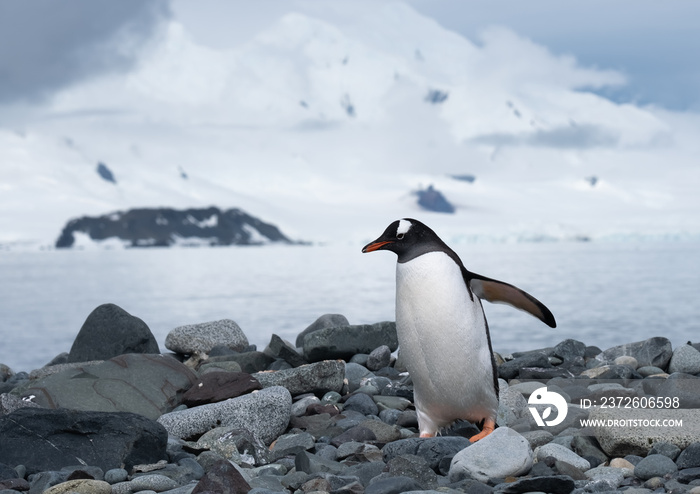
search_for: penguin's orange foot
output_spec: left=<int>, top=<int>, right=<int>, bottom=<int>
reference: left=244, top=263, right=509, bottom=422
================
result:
left=419, top=431, right=436, bottom=438
left=469, top=418, right=495, bottom=442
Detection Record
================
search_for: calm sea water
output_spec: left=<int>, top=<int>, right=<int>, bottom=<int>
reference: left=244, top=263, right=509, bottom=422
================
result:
left=1, top=241, right=699, bottom=372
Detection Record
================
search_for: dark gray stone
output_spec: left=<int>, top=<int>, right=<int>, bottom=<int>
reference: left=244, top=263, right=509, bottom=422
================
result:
left=191, top=458, right=251, bottom=494
left=0, top=408, right=167, bottom=475
left=386, top=454, right=438, bottom=490
left=649, top=441, right=681, bottom=461
left=572, top=435, right=609, bottom=466
left=269, top=432, right=315, bottom=461
left=367, top=345, right=392, bottom=371
left=302, top=322, right=398, bottom=362
left=365, top=475, right=423, bottom=494
left=206, top=351, right=274, bottom=373
left=554, top=339, right=587, bottom=362
left=345, top=363, right=374, bottom=393
left=382, top=437, right=471, bottom=471
left=498, top=352, right=550, bottom=380
left=597, top=337, right=673, bottom=369
left=677, top=442, right=700, bottom=469
left=67, top=303, right=159, bottom=363
left=296, top=314, right=350, bottom=348
left=330, top=425, right=377, bottom=447
left=253, top=360, right=345, bottom=395
left=343, top=393, right=379, bottom=416
left=263, top=334, right=307, bottom=367
left=493, top=475, right=575, bottom=494
left=15, top=354, right=197, bottom=420
left=634, top=454, right=678, bottom=480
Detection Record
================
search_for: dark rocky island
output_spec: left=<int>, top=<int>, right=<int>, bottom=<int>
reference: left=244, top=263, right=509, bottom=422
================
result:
left=55, top=206, right=294, bottom=248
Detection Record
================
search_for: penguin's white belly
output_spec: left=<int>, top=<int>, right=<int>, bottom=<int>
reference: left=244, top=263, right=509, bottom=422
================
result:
left=396, top=252, right=497, bottom=432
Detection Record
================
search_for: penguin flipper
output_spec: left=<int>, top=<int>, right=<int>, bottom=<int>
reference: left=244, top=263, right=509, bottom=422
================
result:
left=468, top=273, right=557, bottom=328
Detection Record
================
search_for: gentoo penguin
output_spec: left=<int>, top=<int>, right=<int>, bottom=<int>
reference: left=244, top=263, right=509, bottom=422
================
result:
left=362, top=218, right=556, bottom=441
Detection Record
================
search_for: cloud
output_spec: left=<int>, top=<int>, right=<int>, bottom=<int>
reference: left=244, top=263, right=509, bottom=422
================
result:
left=0, top=0, right=171, bottom=104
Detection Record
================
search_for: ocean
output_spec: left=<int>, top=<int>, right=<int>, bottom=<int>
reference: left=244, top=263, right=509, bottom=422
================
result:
left=1, top=241, right=699, bottom=373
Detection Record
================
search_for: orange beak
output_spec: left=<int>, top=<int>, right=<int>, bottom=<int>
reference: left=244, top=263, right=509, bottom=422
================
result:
left=362, top=240, right=393, bottom=253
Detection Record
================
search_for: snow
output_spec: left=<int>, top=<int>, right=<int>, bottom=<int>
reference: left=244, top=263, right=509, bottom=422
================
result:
left=0, top=3, right=698, bottom=250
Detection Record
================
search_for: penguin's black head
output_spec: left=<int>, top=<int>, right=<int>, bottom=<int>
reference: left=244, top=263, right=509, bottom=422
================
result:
left=362, top=218, right=447, bottom=263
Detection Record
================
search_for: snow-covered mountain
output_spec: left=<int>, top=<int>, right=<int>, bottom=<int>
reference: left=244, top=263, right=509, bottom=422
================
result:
left=1, top=3, right=698, bottom=249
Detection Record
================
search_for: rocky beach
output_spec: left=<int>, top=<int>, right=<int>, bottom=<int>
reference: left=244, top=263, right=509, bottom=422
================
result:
left=2, top=303, right=700, bottom=494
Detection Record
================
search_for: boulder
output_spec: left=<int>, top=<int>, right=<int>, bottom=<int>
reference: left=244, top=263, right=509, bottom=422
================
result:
left=449, top=427, right=533, bottom=482
left=165, top=319, right=248, bottom=355
left=67, top=304, right=159, bottom=363
left=302, top=322, right=398, bottom=362
left=597, top=337, right=672, bottom=369
left=253, top=360, right=345, bottom=395
left=0, top=408, right=167, bottom=475
left=158, top=386, right=291, bottom=444
left=16, top=354, right=197, bottom=420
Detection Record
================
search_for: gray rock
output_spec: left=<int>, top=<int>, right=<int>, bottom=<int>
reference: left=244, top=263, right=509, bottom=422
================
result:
left=296, top=314, right=350, bottom=348
left=571, top=436, right=609, bottom=466
left=519, top=430, right=554, bottom=449
left=634, top=454, right=678, bottom=480
left=677, top=466, right=700, bottom=483
left=270, top=432, right=315, bottom=461
left=386, top=455, right=437, bottom=490
left=498, top=352, right=551, bottom=380
left=382, top=436, right=470, bottom=471
left=493, top=474, right=575, bottom=494
left=206, top=351, right=273, bottom=373
left=67, top=303, right=160, bottom=363
left=104, top=468, right=128, bottom=484
left=648, top=441, right=681, bottom=460
left=366, top=345, right=392, bottom=371
left=669, top=345, right=700, bottom=374
left=497, top=386, right=528, bottom=427
left=449, top=427, right=533, bottom=483
left=253, top=360, right=345, bottom=395
left=597, top=337, right=672, bottom=369
left=643, top=371, right=700, bottom=408
left=15, top=354, right=197, bottom=420
left=263, top=334, right=307, bottom=368
left=127, top=474, right=179, bottom=492
left=637, top=365, right=666, bottom=377
left=158, top=386, right=291, bottom=444
left=584, top=465, right=630, bottom=490
left=590, top=408, right=700, bottom=456
left=165, top=319, right=248, bottom=355
left=554, top=339, right=587, bottom=362
left=302, top=322, right=398, bottom=362
left=365, top=475, right=422, bottom=494
left=0, top=408, right=167, bottom=475
left=373, top=395, right=411, bottom=411
left=291, top=395, right=321, bottom=416
left=537, top=442, right=590, bottom=471
left=676, top=442, right=700, bottom=469
left=344, top=393, right=379, bottom=416
left=359, top=419, right=402, bottom=443
left=345, top=362, right=375, bottom=393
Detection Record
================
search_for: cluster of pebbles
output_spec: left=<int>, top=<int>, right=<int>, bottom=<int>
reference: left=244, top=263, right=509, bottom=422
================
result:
left=1, top=303, right=700, bottom=494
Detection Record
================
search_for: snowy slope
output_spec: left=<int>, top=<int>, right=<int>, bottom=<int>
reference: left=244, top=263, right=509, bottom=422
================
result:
left=1, top=3, right=698, bottom=249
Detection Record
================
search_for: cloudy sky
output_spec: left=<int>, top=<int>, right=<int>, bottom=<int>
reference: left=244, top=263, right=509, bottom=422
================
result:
left=0, top=0, right=698, bottom=114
